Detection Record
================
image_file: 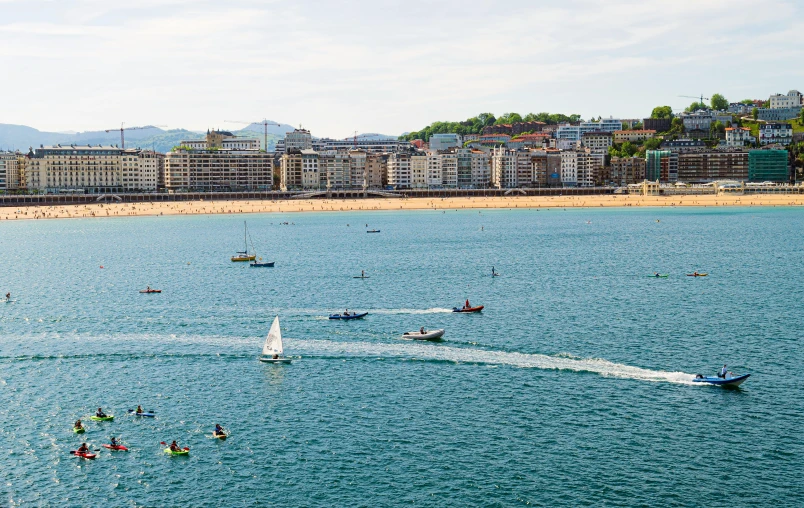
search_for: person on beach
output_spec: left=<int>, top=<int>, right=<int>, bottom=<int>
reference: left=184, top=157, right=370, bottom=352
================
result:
left=718, top=364, right=728, bottom=379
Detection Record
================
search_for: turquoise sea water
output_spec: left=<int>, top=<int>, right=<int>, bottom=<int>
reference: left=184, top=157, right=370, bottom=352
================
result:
left=1, top=207, right=803, bottom=506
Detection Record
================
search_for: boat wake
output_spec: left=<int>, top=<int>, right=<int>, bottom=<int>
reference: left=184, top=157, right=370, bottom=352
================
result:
left=369, top=308, right=454, bottom=315
left=292, top=339, right=698, bottom=385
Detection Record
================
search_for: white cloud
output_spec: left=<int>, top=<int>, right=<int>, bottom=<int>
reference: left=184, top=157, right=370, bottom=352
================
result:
left=0, top=0, right=802, bottom=137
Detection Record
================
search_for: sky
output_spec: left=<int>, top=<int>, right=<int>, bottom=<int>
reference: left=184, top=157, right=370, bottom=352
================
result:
left=1, top=0, right=803, bottom=138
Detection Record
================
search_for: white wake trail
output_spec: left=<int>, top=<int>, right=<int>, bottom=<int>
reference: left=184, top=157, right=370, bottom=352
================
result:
left=292, top=339, right=698, bottom=385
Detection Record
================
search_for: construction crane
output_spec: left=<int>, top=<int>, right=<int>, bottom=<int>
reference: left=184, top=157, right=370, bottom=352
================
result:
left=104, top=123, right=163, bottom=149
left=224, top=119, right=282, bottom=151
left=679, top=94, right=711, bottom=108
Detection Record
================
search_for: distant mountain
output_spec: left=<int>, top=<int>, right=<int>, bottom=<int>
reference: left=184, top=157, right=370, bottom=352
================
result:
left=0, top=121, right=298, bottom=154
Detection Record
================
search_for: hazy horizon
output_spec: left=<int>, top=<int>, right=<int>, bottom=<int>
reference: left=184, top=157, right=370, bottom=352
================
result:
left=2, top=0, right=803, bottom=138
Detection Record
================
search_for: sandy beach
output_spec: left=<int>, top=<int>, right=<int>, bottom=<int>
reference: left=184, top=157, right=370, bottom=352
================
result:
left=1, top=194, right=804, bottom=220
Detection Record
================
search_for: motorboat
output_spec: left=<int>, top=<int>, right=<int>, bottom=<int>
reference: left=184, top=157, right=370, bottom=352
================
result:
left=329, top=312, right=368, bottom=320
left=403, top=329, right=445, bottom=340
left=692, top=373, right=750, bottom=387
left=453, top=305, right=484, bottom=313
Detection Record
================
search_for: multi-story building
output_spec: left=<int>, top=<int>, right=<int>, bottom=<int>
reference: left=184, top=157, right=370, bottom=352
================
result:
left=643, top=118, right=672, bottom=132
left=429, top=134, right=461, bottom=151
left=165, top=148, right=273, bottom=192
left=725, top=127, right=754, bottom=147
left=365, top=153, right=388, bottom=188
left=645, top=150, right=678, bottom=182
left=439, top=151, right=458, bottom=188
left=577, top=151, right=605, bottom=187
left=610, top=156, right=646, bottom=186
left=560, top=151, right=578, bottom=187
left=482, top=121, right=546, bottom=136
left=556, top=118, right=622, bottom=142
left=283, top=129, right=313, bottom=151
left=318, top=151, right=351, bottom=189
left=759, top=123, right=793, bottom=145
left=680, top=110, right=714, bottom=131
left=348, top=150, right=367, bottom=189
left=280, top=150, right=304, bottom=190
left=180, top=130, right=261, bottom=151
left=0, top=152, right=20, bottom=191
left=728, top=103, right=753, bottom=115
left=769, top=90, right=803, bottom=109
left=301, top=150, right=320, bottom=189
left=387, top=151, right=412, bottom=189
left=581, top=131, right=613, bottom=153
left=411, top=153, right=428, bottom=188
left=469, top=149, right=491, bottom=187
left=530, top=149, right=562, bottom=187
left=491, top=148, right=518, bottom=189
left=756, top=107, right=802, bottom=121
left=748, top=148, right=789, bottom=182
left=312, top=137, right=409, bottom=153
left=613, top=130, right=656, bottom=144
left=426, top=152, right=442, bottom=187
left=676, top=150, right=749, bottom=183
left=25, top=145, right=164, bottom=193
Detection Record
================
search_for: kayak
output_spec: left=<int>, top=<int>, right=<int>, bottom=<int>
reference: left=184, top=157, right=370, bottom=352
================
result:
left=329, top=312, right=368, bottom=320
left=73, top=426, right=86, bottom=434
left=453, top=306, right=484, bottom=313
left=212, top=432, right=228, bottom=440
left=692, top=373, right=750, bottom=387
left=648, top=274, right=669, bottom=278
left=102, top=444, right=129, bottom=451
left=353, top=276, right=370, bottom=279
left=164, top=447, right=190, bottom=456
left=403, top=329, right=445, bottom=340
left=90, top=415, right=114, bottom=421
left=127, top=409, right=155, bottom=417
left=139, top=289, right=162, bottom=293
left=71, top=451, right=97, bottom=460
left=686, top=273, right=708, bottom=277
left=366, top=230, right=380, bottom=233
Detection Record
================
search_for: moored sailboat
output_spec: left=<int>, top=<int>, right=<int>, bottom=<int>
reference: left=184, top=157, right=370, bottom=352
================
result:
left=231, top=221, right=256, bottom=262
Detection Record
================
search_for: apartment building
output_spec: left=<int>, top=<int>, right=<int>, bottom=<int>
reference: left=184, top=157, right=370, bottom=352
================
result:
left=560, top=151, right=578, bottom=187
left=725, top=127, right=754, bottom=147
left=318, top=151, right=351, bottom=189
left=348, top=150, right=367, bottom=189
left=759, top=123, right=793, bottom=145
left=610, top=156, right=646, bottom=186
left=769, top=90, right=803, bottom=109
left=180, top=130, right=261, bottom=151
left=577, top=151, right=605, bottom=187
left=530, top=149, right=562, bottom=187
left=387, top=151, right=412, bottom=188
left=0, top=152, right=20, bottom=191
left=491, top=148, right=518, bottom=189
left=613, top=130, right=656, bottom=144
left=749, top=148, right=789, bottom=182
left=165, top=148, right=273, bottom=191
left=556, top=118, right=622, bottom=142
left=429, top=134, right=461, bottom=151
left=676, top=150, right=749, bottom=183
left=581, top=131, right=613, bottom=153
left=411, top=153, right=428, bottom=188
left=426, top=152, right=442, bottom=187
left=280, top=150, right=303, bottom=190
left=26, top=145, right=164, bottom=193
left=469, top=150, right=491, bottom=187
left=645, top=150, right=679, bottom=182
left=365, top=153, right=388, bottom=188
left=283, top=129, right=313, bottom=151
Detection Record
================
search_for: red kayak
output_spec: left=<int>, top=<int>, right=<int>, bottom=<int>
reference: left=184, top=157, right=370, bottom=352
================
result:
left=71, top=451, right=97, bottom=459
left=102, top=444, right=129, bottom=451
left=453, top=305, right=484, bottom=313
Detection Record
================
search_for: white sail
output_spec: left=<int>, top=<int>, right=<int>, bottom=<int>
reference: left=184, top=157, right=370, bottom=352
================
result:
left=262, top=316, right=283, bottom=356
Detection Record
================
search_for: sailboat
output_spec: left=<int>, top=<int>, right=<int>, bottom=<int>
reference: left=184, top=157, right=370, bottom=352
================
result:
left=231, top=221, right=256, bottom=262
left=259, top=316, right=291, bottom=363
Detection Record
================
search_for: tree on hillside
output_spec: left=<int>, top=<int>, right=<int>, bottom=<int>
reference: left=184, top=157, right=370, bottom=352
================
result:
left=685, top=101, right=707, bottom=113
left=752, top=108, right=759, bottom=120
left=495, top=113, right=523, bottom=125
left=644, top=138, right=663, bottom=150
left=740, top=99, right=754, bottom=105
left=800, top=109, right=804, bottom=123
left=650, top=106, right=674, bottom=119
left=711, top=93, right=729, bottom=111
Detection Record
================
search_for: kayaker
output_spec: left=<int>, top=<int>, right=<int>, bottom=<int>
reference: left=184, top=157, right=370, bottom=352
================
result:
left=77, top=443, right=90, bottom=454
left=361, top=270, right=365, bottom=277
left=96, top=407, right=107, bottom=418
left=136, top=405, right=143, bottom=414
left=110, top=436, right=119, bottom=447
left=146, top=285, right=151, bottom=292
left=718, top=364, right=728, bottom=379
left=693, top=271, right=699, bottom=276
left=169, top=440, right=180, bottom=452
left=74, top=419, right=83, bottom=429
left=5, top=292, right=9, bottom=302
left=654, top=273, right=660, bottom=277
left=214, top=424, right=224, bottom=436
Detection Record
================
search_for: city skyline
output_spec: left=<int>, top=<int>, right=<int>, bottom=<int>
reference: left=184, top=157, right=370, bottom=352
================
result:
left=2, top=0, right=803, bottom=138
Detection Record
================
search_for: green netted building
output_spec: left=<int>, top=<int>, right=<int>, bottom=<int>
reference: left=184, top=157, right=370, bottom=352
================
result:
left=748, top=149, right=789, bottom=182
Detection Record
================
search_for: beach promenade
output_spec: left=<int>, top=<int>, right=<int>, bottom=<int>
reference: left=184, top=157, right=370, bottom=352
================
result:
left=2, top=194, right=804, bottom=220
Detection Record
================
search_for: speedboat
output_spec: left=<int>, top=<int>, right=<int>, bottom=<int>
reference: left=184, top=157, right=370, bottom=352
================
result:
left=329, top=312, right=368, bottom=320
left=453, top=305, right=484, bottom=313
left=403, top=329, right=445, bottom=340
left=692, top=373, right=750, bottom=387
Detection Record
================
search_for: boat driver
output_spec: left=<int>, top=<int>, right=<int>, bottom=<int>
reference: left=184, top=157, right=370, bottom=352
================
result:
left=718, top=364, right=728, bottom=379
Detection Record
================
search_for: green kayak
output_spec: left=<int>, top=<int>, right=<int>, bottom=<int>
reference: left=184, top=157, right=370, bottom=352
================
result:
left=73, top=426, right=86, bottom=434
left=164, top=448, right=190, bottom=456
left=90, top=415, right=114, bottom=421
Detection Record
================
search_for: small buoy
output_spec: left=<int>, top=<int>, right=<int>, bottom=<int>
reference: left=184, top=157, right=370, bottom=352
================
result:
left=100, top=266, right=104, bottom=269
